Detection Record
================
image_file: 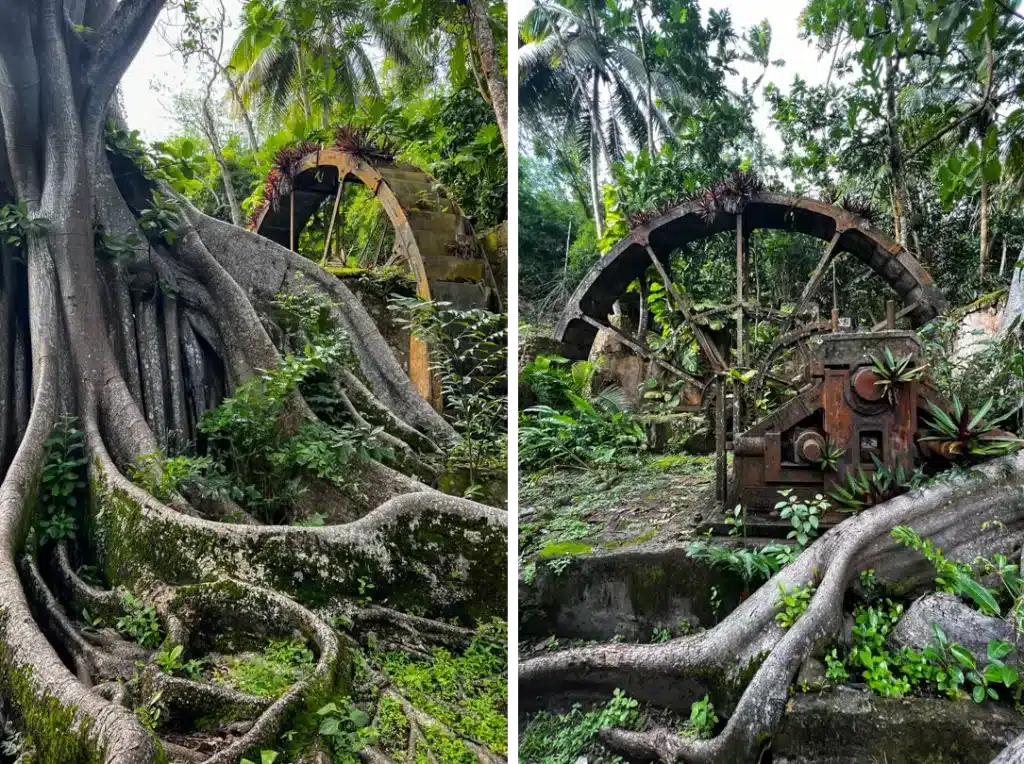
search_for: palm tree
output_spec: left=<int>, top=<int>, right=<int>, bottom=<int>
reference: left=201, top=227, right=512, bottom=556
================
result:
left=230, top=0, right=421, bottom=130
left=519, top=0, right=674, bottom=238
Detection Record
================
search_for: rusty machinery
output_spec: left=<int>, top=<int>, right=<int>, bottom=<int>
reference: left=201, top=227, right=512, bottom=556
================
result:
left=552, top=183, right=956, bottom=532
left=733, top=328, right=933, bottom=512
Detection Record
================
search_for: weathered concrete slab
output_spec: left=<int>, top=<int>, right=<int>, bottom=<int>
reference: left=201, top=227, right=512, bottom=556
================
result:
left=774, top=687, right=1023, bottom=764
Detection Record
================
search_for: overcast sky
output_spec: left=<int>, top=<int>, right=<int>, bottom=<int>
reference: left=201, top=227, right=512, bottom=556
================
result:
left=121, top=0, right=245, bottom=141
left=123, top=0, right=826, bottom=145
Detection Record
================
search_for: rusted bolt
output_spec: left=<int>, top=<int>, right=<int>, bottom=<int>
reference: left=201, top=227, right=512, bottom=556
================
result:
left=795, top=430, right=826, bottom=463
left=853, top=367, right=885, bottom=402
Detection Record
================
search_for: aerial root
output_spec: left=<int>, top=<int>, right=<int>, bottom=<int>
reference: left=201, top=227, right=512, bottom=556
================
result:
left=145, top=670, right=270, bottom=724
left=333, top=384, right=437, bottom=480
left=21, top=552, right=136, bottom=683
left=992, top=733, right=1024, bottom=763
left=54, top=541, right=122, bottom=615
left=339, top=369, right=443, bottom=456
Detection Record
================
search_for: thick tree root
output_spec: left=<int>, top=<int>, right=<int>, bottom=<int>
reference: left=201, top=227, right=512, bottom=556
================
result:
left=521, top=454, right=1024, bottom=763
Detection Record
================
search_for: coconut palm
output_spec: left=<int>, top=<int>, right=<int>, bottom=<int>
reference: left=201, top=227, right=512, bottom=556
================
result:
left=229, top=0, right=422, bottom=129
left=519, top=0, right=676, bottom=237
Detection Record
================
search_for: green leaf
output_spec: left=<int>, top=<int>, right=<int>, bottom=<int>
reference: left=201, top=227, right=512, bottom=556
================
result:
left=983, top=158, right=1001, bottom=183
left=987, top=640, right=1012, bottom=661
left=973, top=684, right=985, bottom=703
left=951, top=644, right=977, bottom=670
left=955, top=574, right=1000, bottom=616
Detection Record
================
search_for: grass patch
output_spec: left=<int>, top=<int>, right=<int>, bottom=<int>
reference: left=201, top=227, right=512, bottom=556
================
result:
left=520, top=690, right=641, bottom=764
left=379, top=621, right=507, bottom=755
left=216, top=638, right=314, bottom=697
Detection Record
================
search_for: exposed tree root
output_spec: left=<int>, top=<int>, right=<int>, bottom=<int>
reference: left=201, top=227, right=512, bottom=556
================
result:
left=521, top=454, right=1024, bottom=763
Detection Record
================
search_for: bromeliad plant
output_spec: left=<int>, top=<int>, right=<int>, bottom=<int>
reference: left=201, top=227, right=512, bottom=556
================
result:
left=921, top=396, right=1022, bottom=459
left=816, top=440, right=845, bottom=472
left=868, top=348, right=927, bottom=404
left=829, top=456, right=925, bottom=511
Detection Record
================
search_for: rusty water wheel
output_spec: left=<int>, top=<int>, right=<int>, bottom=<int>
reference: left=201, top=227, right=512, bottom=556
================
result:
left=555, top=192, right=946, bottom=420
left=251, top=146, right=502, bottom=405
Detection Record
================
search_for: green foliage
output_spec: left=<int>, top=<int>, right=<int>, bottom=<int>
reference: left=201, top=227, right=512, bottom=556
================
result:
left=815, top=439, right=845, bottom=472
left=159, top=311, right=391, bottom=521
left=829, top=456, right=925, bottom=511
left=651, top=626, right=671, bottom=643
left=392, top=297, right=507, bottom=491
left=892, top=526, right=1002, bottom=616
left=316, top=700, right=377, bottom=762
left=219, top=638, right=314, bottom=697
left=921, top=396, right=1023, bottom=459
left=241, top=753, right=279, bottom=764
left=155, top=644, right=206, bottom=681
left=724, top=503, right=745, bottom=537
left=919, top=315, right=1024, bottom=419
left=519, top=689, right=640, bottom=764
left=116, top=593, right=163, bottom=649
left=519, top=356, right=644, bottom=471
left=397, top=83, right=508, bottom=227
left=681, top=695, right=718, bottom=739
left=138, top=191, right=183, bottom=245
left=824, top=648, right=849, bottom=682
left=868, top=347, right=927, bottom=404
left=685, top=541, right=794, bottom=588
left=0, top=201, right=51, bottom=248
left=36, top=415, right=86, bottom=546
left=774, top=581, right=815, bottom=629
left=94, top=226, right=143, bottom=263
left=774, top=490, right=827, bottom=547
left=130, top=452, right=238, bottom=504
left=134, top=691, right=164, bottom=731
left=378, top=621, right=507, bottom=755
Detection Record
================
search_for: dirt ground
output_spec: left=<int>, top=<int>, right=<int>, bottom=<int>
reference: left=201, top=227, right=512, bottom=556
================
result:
left=518, top=453, right=717, bottom=561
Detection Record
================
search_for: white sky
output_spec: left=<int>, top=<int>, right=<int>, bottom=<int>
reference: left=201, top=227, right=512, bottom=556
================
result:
left=512, top=0, right=830, bottom=155
left=121, top=0, right=245, bottom=141
left=123, top=0, right=826, bottom=146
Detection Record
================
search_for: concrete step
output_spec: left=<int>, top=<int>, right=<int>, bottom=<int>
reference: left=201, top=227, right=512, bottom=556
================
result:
left=422, top=255, right=485, bottom=283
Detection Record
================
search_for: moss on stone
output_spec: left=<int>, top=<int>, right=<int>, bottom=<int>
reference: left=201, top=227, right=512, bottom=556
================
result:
left=625, top=565, right=667, bottom=613
left=538, top=541, right=593, bottom=559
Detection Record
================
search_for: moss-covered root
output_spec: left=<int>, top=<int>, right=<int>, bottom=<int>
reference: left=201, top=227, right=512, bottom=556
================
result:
left=54, top=541, right=123, bottom=619
left=89, top=447, right=507, bottom=619
left=154, top=579, right=348, bottom=763
left=21, top=552, right=136, bottom=683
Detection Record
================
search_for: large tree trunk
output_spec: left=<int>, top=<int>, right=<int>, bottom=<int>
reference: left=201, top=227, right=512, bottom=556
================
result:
left=0, top=3, right=507, bottom=762
left=467, top=0, right=508, bottom=151
left=981, top=174, right=990, bottom=278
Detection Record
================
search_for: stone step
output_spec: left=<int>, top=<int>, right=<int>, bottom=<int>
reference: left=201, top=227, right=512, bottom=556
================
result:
left=422, top=256, right=485, bottom=283
left=407, top=209, right=462, bottom=237
left=428, top=280, right=491, bottom=310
